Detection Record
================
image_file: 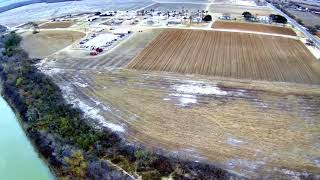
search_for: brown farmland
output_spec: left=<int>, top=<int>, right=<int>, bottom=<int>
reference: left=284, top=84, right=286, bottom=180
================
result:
left=212, top=21, right=296, bottom=36
left=208, top=4, right=274, bottom=16
left=21, top=30, right=85, bottom=58
left=39, top=21, right=74, bottom=29
left=128, top=29, right=320, bottom=84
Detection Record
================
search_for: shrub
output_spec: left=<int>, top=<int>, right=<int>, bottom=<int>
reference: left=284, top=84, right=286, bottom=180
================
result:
left=202, top=15, right=212, bottom=22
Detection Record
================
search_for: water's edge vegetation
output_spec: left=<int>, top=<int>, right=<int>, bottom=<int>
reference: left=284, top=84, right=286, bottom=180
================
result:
left=0, top=96, right=54, bottom=180
left=0, top=31, right=237, bottom=179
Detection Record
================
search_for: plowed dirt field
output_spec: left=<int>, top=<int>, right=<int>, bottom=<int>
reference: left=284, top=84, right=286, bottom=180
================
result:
left=212, top=21, right=296, bottom=36
left=128, top=29, right=320, bottom=84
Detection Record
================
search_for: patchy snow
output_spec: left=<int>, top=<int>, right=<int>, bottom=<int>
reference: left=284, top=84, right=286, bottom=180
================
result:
left=40, top=67, right=62, bottom=75
left=170, top=147, right=207, bottom=162
left=100, top=121, right=125, bottom=132
left=169, top=93, right=197, bottom=106
left=89, top=97, right=101, bottom=106
left=179, top=97, right=197, bottom=105
left=172, top=81, right=228, bottom=96
left=169, top=93, right=196, bottom=98
left=227, top=159, right=265, bottom=171
left=227, top=137, right=246, bottom=146
left=314, top=158, right=320, bottom=167
left=129, top=114, right=140, bottom=121
left=74, top=82, right=89, bottom=88
left=280, top=169, right=310, bottom=180
left=0, top=0, right=153, bottom=27
left=101, top=104, right=111, bottom=112
left=75, top=97, right=125, bottom=132
left=60, top=85, right=125, bottom=132
left=235, top=0, right=257, bottom=6
left=167, top=80, right=232, bottom=106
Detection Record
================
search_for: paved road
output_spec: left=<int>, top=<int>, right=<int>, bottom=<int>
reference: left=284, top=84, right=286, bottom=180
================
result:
left=268, top=3, right=320, bottom=47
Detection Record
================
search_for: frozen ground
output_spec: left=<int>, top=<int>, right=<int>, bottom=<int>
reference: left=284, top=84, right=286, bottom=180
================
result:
left=144, top=3, right=206, bottom=12
left=42, top=67, right=320, bottom=179
left=0, top=0, right=153, bottom=27
left=0, top=0, right=28, bottom=7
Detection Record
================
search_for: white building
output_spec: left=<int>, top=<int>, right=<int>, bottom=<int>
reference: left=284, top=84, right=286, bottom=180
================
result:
left=257, top=16, right=270, bottom=23
left=167, top=18, right=182, bottom=24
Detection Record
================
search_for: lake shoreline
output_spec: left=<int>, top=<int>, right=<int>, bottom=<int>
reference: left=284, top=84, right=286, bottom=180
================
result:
left=0, top=81, right=56, bottom=178
left=0, top=92, right=55, bottom=179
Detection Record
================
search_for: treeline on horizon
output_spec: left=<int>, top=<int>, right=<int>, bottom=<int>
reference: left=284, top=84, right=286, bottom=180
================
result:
left=0, top=31, right=233, bottom=179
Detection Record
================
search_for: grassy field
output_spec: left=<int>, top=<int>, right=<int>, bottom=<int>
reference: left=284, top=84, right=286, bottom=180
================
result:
left=37, top=25, right=320, bottom=178
left=209, top=4, right=274, bottom=16
left=212, top=21, right=296, bottom=36
left=20, top=30, right=85, bottom=59
left=287, top=9, right=320, bottom=27
left=128, top=29, right=320, bottom=84
left=46, top=68, right=320, bottom=178
left=39, top=21, right=74, bottom=29
left=41, top=29, right=162, bottom=70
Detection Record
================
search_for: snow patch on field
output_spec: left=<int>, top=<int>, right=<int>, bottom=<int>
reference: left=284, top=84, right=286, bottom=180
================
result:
left=59, top=84, right=125, bottom=132
left=39, top=67, right=62, bottom=75
left=227, top=159, right=265, bottom=171
left=227, top=137, right=246, bottom=146
left=279, top=169, right=310, bottom=179
left=74, top=82, right=89, bottom=88
left=0, top=0, right=153, bottom=27
left=170, top=147, right=207, bottom=162
left=167, top=80, right=231, bottom=107
left=170, top=93, right=196, bottom=98
left=173, top=82, right=228, bottom=96
left=179, top=97, right=197, bottom=105
left=169, top=93, right=197, bottom=106
left=314, top=158, right=320, bottom=167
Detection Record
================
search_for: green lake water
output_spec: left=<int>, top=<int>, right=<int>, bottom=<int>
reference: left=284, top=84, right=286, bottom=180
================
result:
left=0, top=96, right=55, bottom=180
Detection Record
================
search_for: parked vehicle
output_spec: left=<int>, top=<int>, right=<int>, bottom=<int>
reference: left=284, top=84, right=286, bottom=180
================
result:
left=90, top=51, right=98, bottom=56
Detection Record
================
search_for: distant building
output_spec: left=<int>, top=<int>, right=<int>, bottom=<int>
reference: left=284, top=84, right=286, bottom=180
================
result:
left=257, top=16, right=270, bottom=23
left=100, top=12, right=115, bottom=17
left=113, top=28, right=130, bottom=35
left=146, top=19, right=154, bottom=25
left=219, top=13, right=232, bottom=20
left=167, top=18, right=182, bottom=24
left=88, top=16, right=98, bottom=22
left=192, top=17, right=202, bottom=23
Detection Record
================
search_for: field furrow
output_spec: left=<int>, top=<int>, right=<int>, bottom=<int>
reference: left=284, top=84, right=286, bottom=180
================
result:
left=128, top=29, right=320, bottom=84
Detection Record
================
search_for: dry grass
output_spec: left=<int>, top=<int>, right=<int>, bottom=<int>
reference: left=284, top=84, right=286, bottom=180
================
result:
left=49, top=69, right=320, bottom=178
left=287, top=9, right=320, bottom=27
left=39, top=21, right=74, bottom=29
left=39, top=26, right=320, bottom=178
left=128, top=29, right=320, bottom=84
left=20, top=30, right=85, bottom=58
left=212, top=21, right=296, bottom=36
left=209, top=4, right=274, bottom=16
left=41, top=29, right=162, bottom=70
